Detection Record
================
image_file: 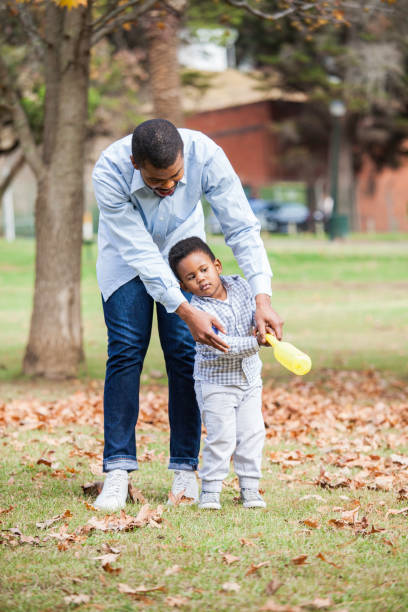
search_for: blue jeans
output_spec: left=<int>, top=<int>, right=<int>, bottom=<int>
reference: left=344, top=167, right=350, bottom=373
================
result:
left=102, top=276, right=201, bottom=473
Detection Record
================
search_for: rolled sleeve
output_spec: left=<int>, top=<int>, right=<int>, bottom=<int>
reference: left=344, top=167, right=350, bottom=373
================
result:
left=248, top=274, right=272, bottom=297
left=161, top=286, right=187, bottom=313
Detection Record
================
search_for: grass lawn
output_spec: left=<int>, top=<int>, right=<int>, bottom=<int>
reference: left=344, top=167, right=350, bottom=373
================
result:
left=1, top=235, right=408, bottom=611
left=0, top=235, right=407, bottom=383
left=1, top=371, right=408, bottom=611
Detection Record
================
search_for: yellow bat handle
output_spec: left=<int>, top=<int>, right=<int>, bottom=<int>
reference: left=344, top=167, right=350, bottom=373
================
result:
left=265, top=334, right=312, bottom=376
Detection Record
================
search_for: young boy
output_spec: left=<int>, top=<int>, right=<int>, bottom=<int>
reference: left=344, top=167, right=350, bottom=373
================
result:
left=168, top=237, right=268, bottom=510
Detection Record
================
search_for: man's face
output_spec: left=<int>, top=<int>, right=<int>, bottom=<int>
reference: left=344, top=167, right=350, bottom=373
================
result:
left=177, top=251, right=226, bottom=300
left=131, top=151, right=184, bottom=198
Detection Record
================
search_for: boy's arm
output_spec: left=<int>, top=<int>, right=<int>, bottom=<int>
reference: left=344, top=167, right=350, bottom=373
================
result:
left=199, top=332, right=259, bottom=358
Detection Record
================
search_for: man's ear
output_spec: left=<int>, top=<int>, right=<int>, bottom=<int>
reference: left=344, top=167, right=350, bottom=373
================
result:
left=130, top=155, right=139, bottom=170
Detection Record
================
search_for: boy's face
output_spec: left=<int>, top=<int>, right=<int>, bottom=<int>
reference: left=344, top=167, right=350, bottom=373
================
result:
left=177, top=251, right=226, bottom=300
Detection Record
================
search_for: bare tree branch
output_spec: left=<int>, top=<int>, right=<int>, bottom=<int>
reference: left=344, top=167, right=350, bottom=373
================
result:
left=0, top=55, right=44, bottom=179
left=224, top=0, right=405, bottom=22
left=91, top=0, right=156, bottom=36
left=11, top=1, right=46, bottom=62
left=224, top=0, right=314, bottom=21
left=0, top=150, right=25, bottom=203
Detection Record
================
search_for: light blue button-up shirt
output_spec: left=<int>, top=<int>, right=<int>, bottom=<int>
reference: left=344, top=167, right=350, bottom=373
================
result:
left=92, top=128, right=272, bottom=312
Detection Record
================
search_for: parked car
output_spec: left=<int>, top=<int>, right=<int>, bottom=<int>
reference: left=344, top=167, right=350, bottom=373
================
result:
left=206, top=198, right=309, bottom=234
left=206, top=197, right=272, bottom=234
left=264, top=201, right=310, bottom=233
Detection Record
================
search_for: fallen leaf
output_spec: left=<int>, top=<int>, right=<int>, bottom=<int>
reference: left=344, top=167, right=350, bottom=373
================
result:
left=118, top=583, right=166, bottom=597
left=82, top=481, right=103, bottom=497
left=165, top=595, right=189, bottom=607
left=240, top=537, right=256, bottom=547
left=128, top=483, right=147, bottom=504
left=221, top=582, right=240, bottom=592
left=302, top=597, right=333, bottom=609
left=298, top=495, right=324, bottom=503
left=385, top=507, right=408, bottom=519
left=316, top=552, right=342, bottom=569
left=245, top=561, right=269, bottom=576
left=63, top=594, right=90, bottom=605
left=168, top=490, right=195, bottom=506
left=301, top=518, right=319, bottom=529
left=265, top=579, right=283, bottom=595
left=221, top=553, right=241, bottom=565
left=291, top=554, right=308, bottom=565
left=164, top=565, right=182, bottom=576
left=37, top=458, right=52, bottom=467
left=102, top=562, right=121, bottom=574
left=36, top=509, right=72, bottom=529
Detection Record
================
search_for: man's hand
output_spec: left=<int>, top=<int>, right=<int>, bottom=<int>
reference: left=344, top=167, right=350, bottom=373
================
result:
left=176, top=302, right=229, bottom=352
left=254, top=294, right=284, bottom=344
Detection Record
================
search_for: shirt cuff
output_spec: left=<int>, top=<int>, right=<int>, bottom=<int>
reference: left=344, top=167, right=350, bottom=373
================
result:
left=248, top=274, right=272, bottom=297
left=161, top=286, right=187, bottom=313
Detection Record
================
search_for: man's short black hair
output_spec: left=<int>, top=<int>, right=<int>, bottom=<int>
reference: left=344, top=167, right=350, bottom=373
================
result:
left=132, top=119, right=184, bottom=168
left=168, top=236, right=216, bottom=280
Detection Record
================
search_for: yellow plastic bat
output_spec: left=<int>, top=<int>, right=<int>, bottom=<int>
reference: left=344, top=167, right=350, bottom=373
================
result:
left=265, top=333, right=312, bottom=376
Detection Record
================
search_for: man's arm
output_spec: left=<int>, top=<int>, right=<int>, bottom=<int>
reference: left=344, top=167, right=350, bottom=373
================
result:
left=93, top=154, right=184, bottom=312
left=202, top=146, right=283, bottom=339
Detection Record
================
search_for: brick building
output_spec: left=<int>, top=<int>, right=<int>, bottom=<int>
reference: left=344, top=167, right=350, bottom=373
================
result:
left=183, top=70, right=408, bottom=232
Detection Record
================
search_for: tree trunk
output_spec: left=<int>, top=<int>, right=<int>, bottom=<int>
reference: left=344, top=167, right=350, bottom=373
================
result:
left=23, top=2, right=91, bottom=378
left=144, top=0, right=186, bottom=126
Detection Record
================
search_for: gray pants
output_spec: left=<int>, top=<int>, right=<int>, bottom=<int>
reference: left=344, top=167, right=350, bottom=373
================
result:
left=195, top=379, right=265, bottom=493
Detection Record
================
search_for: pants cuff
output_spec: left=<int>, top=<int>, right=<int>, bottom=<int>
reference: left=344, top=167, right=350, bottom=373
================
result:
left=168, top=460, right=197, bottom=471
left=202, top=480, right=223, bottom=493
left=239, top=477, right=260, bottom=490
left=103, top=456, right=139, bottom=473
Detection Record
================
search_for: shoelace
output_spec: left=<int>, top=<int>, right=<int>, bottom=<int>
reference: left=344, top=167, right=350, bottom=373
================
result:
left=105, top=472, right=127, bottom=497
left=173, top=470, right=192, bottom=493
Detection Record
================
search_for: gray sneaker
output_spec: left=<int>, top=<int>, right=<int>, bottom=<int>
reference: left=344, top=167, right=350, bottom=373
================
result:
left=198, top=491, right=221, bottom=510
left=240, top=488, right=266, bottom=508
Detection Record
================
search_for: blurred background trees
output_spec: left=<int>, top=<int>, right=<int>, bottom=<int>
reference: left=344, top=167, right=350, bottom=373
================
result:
left=0, top=0, right=407, bottom=378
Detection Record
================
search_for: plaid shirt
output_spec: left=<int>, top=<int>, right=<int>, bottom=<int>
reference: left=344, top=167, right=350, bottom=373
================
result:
left=191, top=275, right=262, bottom=386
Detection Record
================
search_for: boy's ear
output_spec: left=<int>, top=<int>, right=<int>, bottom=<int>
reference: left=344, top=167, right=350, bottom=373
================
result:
left=178, top=279, right=186, bottom=291
left=214, top=258, right=222, bottom=273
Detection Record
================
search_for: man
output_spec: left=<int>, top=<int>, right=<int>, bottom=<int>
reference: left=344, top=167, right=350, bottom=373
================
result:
left=92, top=119, right=283, bottom=511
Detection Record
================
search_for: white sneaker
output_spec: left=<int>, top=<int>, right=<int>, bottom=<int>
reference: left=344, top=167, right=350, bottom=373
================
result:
left=198, top=491, right=221, bottom=510
left=94, top=469, right=129, bottom=512
left=167, top=470, right=198, bottom=505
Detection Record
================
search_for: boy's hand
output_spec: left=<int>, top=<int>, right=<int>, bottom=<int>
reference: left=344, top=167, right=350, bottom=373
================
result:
left=254, top=294, right=284, bottom=344
left=176, top=302, right=229, bottom=352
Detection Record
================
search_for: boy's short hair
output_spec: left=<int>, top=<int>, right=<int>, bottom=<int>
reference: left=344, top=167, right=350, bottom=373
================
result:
left=132, top=119, right=184, bottom=168
left=168, top=237, right=216, bottom=279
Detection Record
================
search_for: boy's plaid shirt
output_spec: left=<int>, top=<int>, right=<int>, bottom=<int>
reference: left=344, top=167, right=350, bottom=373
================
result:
left=191, top=275, right=262, bottom=386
